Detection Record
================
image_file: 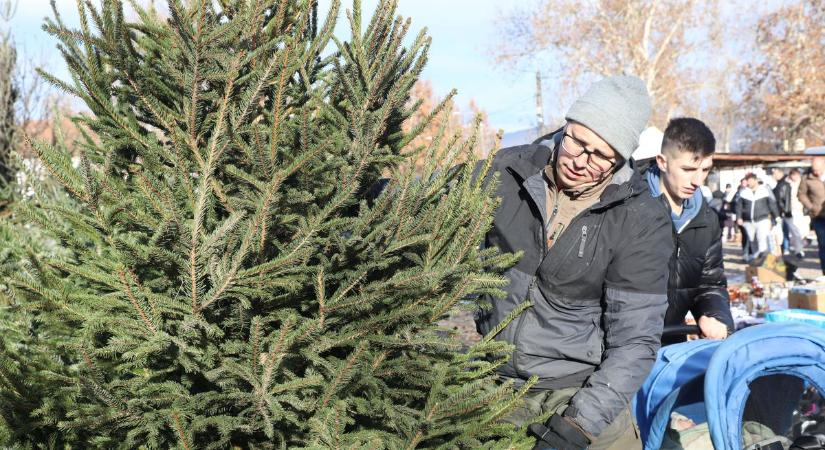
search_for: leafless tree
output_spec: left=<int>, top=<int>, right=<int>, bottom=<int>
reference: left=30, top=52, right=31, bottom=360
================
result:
left=742, top=0, right=825, bottom=149
left=492, top=0, right=725, bottom=129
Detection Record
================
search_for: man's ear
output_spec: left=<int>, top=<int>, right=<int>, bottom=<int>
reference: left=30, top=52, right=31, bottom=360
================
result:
left=656, top=153, right=668, bottom=173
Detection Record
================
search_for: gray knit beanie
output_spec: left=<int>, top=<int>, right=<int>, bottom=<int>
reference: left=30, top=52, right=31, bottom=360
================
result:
left=564, top=75, right=651, bottom=161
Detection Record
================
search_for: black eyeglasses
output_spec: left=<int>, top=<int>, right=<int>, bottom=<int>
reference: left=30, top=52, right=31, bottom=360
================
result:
left=560, top=133, right=617, bottom=173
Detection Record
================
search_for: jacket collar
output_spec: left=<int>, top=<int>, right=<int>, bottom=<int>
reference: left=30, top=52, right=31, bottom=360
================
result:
left=637, top=157, right=710, bottom=231
left=505, top=129, right=641, bottom=210
left=683, top=199, right=711, bottom=230
left=805, top=171, right=824, bottom=183
left=739, top=184, right=772, bottom=201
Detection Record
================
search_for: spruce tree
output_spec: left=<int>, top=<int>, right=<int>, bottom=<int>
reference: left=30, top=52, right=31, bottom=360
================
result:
left=4, top=0, right=535, bottom=447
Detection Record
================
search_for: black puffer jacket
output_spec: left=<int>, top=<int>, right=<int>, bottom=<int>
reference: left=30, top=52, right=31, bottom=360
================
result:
left=475, top=133, right=674, bottom=437
left=773, top=177, right=793, bottom=218
left=638, top=160, right=734, bottom=345
left=735, top=184, right=779, bottom=222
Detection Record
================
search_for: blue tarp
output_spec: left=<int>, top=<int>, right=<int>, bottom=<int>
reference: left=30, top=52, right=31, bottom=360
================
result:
left=766, top=308, right=825, bottom=329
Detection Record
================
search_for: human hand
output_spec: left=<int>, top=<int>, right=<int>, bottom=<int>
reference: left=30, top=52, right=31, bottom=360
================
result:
left=698, top=315, right=728, bottom=340
left=736, top=218, right=743, bottom=226
left=528, top=414, right=590, bottom=450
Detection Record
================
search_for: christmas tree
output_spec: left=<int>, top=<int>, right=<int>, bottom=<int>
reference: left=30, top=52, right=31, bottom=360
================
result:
left=3, top=0, right=536, bottom=447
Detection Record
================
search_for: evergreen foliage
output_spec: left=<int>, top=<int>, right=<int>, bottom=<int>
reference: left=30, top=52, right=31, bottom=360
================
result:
left=2, top=0, right=534, bottom=447
left=0, top=117, right=80, bottom=445
left=0, top=9, right=15, bottom=187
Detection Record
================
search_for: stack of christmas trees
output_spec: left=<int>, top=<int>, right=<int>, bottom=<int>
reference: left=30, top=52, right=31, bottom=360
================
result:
left=0, top=0, right=536, bottom=447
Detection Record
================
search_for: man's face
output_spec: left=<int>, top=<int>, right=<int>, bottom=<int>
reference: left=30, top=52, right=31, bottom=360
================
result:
left=555, top=122, right=619, bottom=190
left=656, top=150, right=713, bottom=201
left=791, top=172, right=801, bottom=182
left=746, top=177, right=759, bottom=190
left=813, top=158, right=825, bottom=177
left=772, top=171, right=785, bottom=181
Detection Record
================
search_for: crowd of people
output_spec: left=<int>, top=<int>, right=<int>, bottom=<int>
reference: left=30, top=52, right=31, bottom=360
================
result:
left=712, top=158, right=825, bottom=275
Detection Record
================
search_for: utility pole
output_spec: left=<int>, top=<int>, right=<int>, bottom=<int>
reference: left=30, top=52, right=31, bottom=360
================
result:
left=535, top=70, right=545, bottom=135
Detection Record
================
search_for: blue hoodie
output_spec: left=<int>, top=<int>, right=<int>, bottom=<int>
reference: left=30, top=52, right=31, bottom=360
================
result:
left=647, top=165, right=703, bottom=233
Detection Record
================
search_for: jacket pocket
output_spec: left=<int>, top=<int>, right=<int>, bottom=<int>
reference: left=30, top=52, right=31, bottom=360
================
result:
left=550, top=224, right=601, bottom=284
left=519, top=299, right=603, bottom=366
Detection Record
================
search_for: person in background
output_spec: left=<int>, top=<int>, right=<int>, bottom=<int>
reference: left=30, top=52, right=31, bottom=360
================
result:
left=772, top=168, right=805, bottom=258
left=732, top=178, right=750, bottom=254
left=735, top=173, right=779, bottom=263
left=788, top=168, right=810, bottom=247
left=708, top=190, right=726, bottom=228
left=724, top=183, right=735, bottom=203
left=722, top=184, right=737, bottom=242
left=798, top=157, right=825, bottom=274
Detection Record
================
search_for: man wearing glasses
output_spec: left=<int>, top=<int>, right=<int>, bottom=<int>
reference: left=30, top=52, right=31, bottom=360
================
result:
left=475, top=76, right=673, bottom=450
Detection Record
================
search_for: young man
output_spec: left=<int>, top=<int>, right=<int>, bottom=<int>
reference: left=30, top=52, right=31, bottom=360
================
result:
left=772, top=168, right=805, bottom=258
left=735, top=173, right=779, bottom=262
left=475, top=76, right=673, bottom=450
left=639, top=118, right=733, bottom=344
left=798, top=157, right=825, bottom=273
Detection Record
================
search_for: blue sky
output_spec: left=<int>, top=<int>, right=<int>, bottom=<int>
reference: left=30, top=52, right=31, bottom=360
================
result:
left=7, top=0, right=546, bottom=132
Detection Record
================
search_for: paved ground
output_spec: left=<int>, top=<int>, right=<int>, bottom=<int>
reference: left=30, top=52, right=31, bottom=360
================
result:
left=723, top=240, right=823, bottom=284
left=440, top=240, right=825, bottom=348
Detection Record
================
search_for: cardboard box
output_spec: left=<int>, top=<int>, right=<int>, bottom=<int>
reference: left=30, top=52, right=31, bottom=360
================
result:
left=788, top=285, right=825, bottom=312
left=745, top=266, right=786, bottom=284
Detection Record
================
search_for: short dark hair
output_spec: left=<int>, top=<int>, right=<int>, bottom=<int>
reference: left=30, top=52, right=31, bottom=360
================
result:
left=744, top=173, right=758, bottom=180
left=790, top=168, right=801, bottom=176
left=661, top=117, right=716, bottom=158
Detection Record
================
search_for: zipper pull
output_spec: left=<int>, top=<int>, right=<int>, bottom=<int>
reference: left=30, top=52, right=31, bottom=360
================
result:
left=527, top=276, right=538, bottom=299
left=578, top=225, right=588, bottom=257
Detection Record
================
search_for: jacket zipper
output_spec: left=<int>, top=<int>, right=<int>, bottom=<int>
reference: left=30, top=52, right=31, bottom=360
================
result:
left=577, top=225, right=588, bottom=257
left=512, top=182, right=632, bottom=375
left=512, top=276, right=538, bottom=375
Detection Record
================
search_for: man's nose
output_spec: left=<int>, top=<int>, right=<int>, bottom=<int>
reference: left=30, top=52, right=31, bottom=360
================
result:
left=572, top=152, right=589, bottom=168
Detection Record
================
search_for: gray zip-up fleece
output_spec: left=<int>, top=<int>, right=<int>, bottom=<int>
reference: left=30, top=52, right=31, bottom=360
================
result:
left=475, top=130, right=674, bottom=437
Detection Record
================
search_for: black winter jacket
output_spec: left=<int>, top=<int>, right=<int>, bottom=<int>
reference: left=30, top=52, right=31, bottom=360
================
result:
left=735, top=185, right=779, bottom=222
left=475, top=132, right=674, bottom=437
left=773, top=177, right=793, bottom=218
left=637, top=161, right=734, bottom=345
